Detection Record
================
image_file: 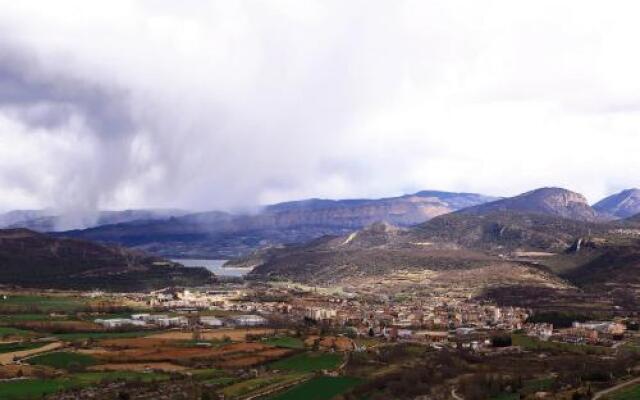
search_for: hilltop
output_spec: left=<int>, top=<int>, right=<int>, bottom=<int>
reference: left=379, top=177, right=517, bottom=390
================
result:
left=593, top=188, right=640, bottom=219
left=457, top=187, right=601, bottom=222
left=0, top=229, right=213, bottom=291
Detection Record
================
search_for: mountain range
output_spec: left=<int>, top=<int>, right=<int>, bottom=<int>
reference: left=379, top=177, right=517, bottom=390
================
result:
left=238, top=187, right=640, bottom=296
left=2, top=186, right=640, bottom=295
left=51, top=190, right=498, bottom=258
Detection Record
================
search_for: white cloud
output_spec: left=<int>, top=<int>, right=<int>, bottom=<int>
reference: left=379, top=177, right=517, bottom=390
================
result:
left=0, top=0, right=640, bottom=218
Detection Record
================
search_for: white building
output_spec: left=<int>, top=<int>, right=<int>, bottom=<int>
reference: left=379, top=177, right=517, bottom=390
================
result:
left=94, top=318, right=147, bottom=329
left=230, top=314, right=267, bottom=326
left=200, top=316, right=224, bottom=327
left=156, top=316, right=189, bottom=327
left=304, top=307, right=337, bottom=321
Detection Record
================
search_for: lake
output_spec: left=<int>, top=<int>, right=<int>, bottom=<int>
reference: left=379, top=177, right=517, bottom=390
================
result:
left=173, top=259, right=251, bottom=277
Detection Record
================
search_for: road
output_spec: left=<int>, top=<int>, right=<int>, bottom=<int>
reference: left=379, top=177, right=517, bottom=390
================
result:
left=592, top=376, right=640, bottom=400
left=451, top=388, right=464, bottom=400
left=0, top=341, right=63, bottom=365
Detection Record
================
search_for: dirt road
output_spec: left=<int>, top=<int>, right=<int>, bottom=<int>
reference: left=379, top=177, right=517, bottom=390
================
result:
left=592, top=376, right=640, bottom=399
left=0, top=341, right=64, bottom=365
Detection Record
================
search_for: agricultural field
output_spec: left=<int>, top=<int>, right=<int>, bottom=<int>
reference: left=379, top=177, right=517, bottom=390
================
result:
left=28, top=351, right=98, bottom=370
left=511, top=334, right=610, bottom=355
left=607, top=384, right=640, bottom=400
left=263, top=336, right=304, bottom=349
left=147, top=328, right=285, bottom=342
left=0, top=342, right=43, bottom=354
left=220, top=373, right=309, bottom=399
left=0, top=371, right=168, bottom=399
left=266, top=376, right=362, bottom=400
left=269, top=352, right=343, bottom=372
left=0, top=295, right=88, bottom=313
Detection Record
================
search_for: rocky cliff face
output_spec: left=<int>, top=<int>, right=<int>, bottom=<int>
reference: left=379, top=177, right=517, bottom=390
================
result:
left=593, top=188, right=640, bottom=219
left=58, top=191, right=497, bottom=258
left=458, top=187, right=601, bottom=222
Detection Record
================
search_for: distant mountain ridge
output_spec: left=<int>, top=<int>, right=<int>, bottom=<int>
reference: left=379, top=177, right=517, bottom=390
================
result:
left=57, top=190, right=498, bottom=258
left=242, top=187, right=628, bottom=285
left=593, top=188, right=640, bottom=219
left=457, top=187, right=601, bottom=222
left=0, top=209, right=190, bottom=232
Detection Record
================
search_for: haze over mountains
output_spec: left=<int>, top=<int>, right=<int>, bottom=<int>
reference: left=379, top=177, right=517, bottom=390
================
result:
left=0, top=209, right=190, bottom=232
left=2, top=186, right=640, bottom=294
left=51, top=190, right=498, bottom=258
left=2, top=187, right=640, bottom=260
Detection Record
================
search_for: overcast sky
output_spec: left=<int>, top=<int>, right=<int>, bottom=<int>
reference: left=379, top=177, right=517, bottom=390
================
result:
left=1, top=1, right=640, bottom=216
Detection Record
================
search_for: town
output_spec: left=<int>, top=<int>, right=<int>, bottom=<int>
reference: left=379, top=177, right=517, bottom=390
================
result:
left=1, top=279, right=638, bottom=400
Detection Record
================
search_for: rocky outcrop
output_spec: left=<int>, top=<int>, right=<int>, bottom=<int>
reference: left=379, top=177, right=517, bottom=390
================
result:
left=457, top=187, right=600, bottom=222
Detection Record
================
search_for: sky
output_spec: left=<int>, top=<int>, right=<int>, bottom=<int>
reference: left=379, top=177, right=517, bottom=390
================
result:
left=1, top=1, right=640, bottom=220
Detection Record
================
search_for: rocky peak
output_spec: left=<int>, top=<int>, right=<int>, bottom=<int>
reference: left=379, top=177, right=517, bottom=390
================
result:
left=593, top=188, right=640, bottom=219
left=458, top=187, right=599, bottom=221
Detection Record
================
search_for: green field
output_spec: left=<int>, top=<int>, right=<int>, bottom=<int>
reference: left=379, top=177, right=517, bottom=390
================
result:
left=0, top=295, right=87, bottom=313
left=512, top=334, right=609, bottom=355
left=0, top=342, right=44, bottom=354
left=0, top=327, right=37, bottom=338
left=263, top=336, right=304, bottom=349
left=221, top=373, right=308, bottom=399
left=522, top=377, right=554, bottom=393
left=269, top=352, right=343, bottom=372
left=608, top=384, right=640, bottom=400
left=28, top=351, right=97, bottom=370
left=267, top=376, right=361, bottom=400
left=0, top=371, right=167, bottom=399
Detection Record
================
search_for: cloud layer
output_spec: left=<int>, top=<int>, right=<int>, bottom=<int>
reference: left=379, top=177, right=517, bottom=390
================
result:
left=1, top=1, right=640, bottom=223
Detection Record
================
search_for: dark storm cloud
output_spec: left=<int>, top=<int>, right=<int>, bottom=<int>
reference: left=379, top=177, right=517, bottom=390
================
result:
left=0, top=46, right=134, bottom=135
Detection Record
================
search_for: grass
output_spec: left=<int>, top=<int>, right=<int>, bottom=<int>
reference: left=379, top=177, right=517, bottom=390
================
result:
left=263, top=336, right=304, bottom=349
left=221, top=373, right=308, bottom=399
left=0, top=371, right=168, bottom=399
left=0, top=314, right=66, bottom=322
left=512, top=334, right=609, bottom=355
left=0, top=327, right=37, bottom=338
left=522, top=377, right=554, bottom=393
left=0, top=342, right=44, bottom=354
left=28, top=351, right=97, bottom=370
left=0, top=295, right=87, bottom=313
left=609, top=384, right=640, bottom=400
left=54, top=330, right=159, bottom=341
left=267, top=376, right=362, bottom=400
left=187, top=368, right=229, bottom=380
left=269, top=352, right=343, bottom=373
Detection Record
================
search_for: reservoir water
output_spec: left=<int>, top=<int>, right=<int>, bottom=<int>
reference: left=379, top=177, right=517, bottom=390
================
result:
left=173, top=259, right=251, bottom=277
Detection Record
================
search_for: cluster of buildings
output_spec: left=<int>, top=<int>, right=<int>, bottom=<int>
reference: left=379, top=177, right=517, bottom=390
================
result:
left=95, top=312, right=266, bottom=329
left=524, top=320, right=627, bottom=346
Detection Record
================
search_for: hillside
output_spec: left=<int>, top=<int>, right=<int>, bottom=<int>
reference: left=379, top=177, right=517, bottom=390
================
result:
left=242, top=189, right=635, bottom=291
left=410, top=211, right=606, bottom=252
left=593, top=188, right=640, bottom=219
left=58, top=190, right=497, bottom=258
left=0, top=229, right=213, bottom=291
left=241, top=221, right=572, bottom=292
left=458, top=187, right=601, bottom=222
